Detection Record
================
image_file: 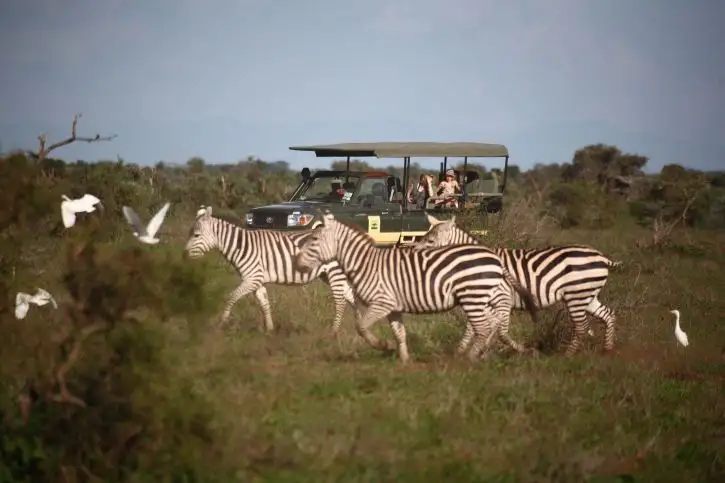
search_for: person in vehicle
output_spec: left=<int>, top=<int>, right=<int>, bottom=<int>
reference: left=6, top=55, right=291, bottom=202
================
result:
left=371, top=182, right=387, bottom=201
left=328, top=178, right=346, bottom=200
left=407, top=173, right=435, bottom=209
left=435, top=169, right=460, bottom=208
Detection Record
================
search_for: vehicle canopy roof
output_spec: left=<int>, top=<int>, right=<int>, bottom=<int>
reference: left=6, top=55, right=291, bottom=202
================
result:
left=310, top=169, right=391, bottom=178
left=289, top=142, right=508, bottom=158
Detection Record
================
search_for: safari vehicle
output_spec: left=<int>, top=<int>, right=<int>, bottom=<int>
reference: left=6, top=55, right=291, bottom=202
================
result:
left=244, top=142, right=511, bottom=245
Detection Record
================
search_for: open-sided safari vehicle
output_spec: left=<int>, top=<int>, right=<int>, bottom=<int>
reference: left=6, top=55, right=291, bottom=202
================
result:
left=244, top=142, right=510, bottom=246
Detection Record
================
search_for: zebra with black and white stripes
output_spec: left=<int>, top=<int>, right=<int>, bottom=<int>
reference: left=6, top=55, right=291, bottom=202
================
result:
left=418, top=213, right=621, bottom=356
left=292, top=211, right=539, bottom=364
left=184, top=206, right=360, bottom=333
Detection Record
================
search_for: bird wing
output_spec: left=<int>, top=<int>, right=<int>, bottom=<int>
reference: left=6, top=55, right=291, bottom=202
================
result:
left=122, top=206, right=146, bottom=235
left=33, top=288, right=57, bottom=308
left=146, top=202, right=171, bottom=238
left=80, top=194, right=101, bottom=206
left=78, top=194, right=100, bottom=212
left=15, top=293, right=30, bottom=319
left=60, top=202, right=76, bottom=228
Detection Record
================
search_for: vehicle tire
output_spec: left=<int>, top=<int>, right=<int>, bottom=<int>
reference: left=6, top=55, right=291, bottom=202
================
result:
left=483, top=198, right=502, bottom=214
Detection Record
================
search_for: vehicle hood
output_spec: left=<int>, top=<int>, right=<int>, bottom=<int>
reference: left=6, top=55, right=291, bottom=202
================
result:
left=249, top=201, right=330, bottom=213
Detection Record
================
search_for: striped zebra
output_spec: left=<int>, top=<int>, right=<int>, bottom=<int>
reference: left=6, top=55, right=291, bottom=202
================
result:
left=184, top=206, right=359, bottom=333
left=292, top=212, right=539, bottom=364
left=418, top=213, right=622, bottom=356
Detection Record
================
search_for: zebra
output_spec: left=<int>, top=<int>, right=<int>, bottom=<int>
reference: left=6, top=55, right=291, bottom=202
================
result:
left=292, top=211, right=539, bottom=364
left=418, top=213, right=622, bottom=356
left=184, top=206, right=360, bottom=333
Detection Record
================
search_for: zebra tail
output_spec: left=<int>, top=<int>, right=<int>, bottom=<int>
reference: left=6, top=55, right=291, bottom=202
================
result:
left=503, top=267, right=539, bottom=325
left=607, top=259, right=624, bottom=271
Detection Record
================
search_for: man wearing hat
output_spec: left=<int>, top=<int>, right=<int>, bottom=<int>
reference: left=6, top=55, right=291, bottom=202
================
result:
left=435, top=169, right=461, bottom=208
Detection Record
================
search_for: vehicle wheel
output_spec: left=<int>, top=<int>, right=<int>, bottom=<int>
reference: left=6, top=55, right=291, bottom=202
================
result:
left=483, top=198, right=502, bottom=214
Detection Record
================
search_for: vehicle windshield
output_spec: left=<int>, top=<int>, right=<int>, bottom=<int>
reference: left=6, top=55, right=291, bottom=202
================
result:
left=292, top=175, right=361, bottom=202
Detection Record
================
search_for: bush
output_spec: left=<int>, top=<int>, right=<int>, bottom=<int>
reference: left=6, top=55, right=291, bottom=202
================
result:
left=0, top=153, right=230, bottom=481
left=546, top=181, right=619, bottom=229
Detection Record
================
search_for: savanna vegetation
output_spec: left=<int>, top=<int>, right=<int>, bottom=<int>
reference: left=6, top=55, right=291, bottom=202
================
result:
left=1, top=117, right=724, bottom=482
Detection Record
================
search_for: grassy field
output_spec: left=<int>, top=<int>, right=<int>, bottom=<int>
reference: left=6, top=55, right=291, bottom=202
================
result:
left=4, top=212, right=725, bottom=482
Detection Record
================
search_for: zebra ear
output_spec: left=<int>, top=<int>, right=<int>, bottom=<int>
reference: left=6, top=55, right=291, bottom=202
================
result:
left=317, top=209, right=334, bottom=224
left=315, top=209, right=326, bottom=224
left=449, top=215, right=456, bottom=225
left=204, top=206, right=212, bottom=217
left=425, top=212, right=441, bottom=226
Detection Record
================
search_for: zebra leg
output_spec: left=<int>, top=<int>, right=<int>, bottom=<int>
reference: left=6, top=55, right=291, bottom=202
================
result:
left=332, top=281, right=361, bottom=335
left=496, top=312, right=527, bottom=354
left=456, top=323, right=475, bottom=356
left=220, top=279, right=263, bottom=327
left=253, top=286, right=274, bottom=333
left=460, top=305, right=498, bottom=362
left=563, top=306, right=589, bottom=357
left=355, top=304, right=396, bottom=353
left=387, top=312, right=410, bottom=364
left=586, top=296, right=617, bottom=352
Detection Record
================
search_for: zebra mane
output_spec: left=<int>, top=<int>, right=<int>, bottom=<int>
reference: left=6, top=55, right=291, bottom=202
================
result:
left=211, top=213, right=244, bottom=227
left=188, top=213, right=242, bottom=238
left=450, top=222, right=480, bottom=242
left=331, top=218, right=375, bottom=246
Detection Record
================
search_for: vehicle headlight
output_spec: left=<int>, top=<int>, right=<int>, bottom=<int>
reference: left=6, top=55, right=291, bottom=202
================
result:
left=244, top=213, right=254, bottom=225
left=287, top=213, right=313, bottom=227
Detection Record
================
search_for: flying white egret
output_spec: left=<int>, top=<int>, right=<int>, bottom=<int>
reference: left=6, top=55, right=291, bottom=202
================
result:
left=60, top=194, right=102, bottom=228
left=15, top=288, right=58, bottom=320
left=669, top=309, right=689, bottom=347
left=122, top=202, right=171, bottom=244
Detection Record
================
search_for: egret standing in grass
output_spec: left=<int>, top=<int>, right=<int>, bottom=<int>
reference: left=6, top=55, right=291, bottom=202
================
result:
left=122, top=202, right=171, bottom=244
left=670, top=309, right=689, bottom=347
left=60, top=194, right=102, bottom=228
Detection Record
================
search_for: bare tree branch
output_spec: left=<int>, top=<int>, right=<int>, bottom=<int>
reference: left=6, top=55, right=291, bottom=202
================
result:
left=45, top=321, right=109, bottom=408
left=641, top=187, right=705, bottom=248
left=35, top=113, right=117, bottom=162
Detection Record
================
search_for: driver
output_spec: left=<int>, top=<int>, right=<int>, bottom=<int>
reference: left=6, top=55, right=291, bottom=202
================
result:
left=328, top=178, right=346, bottom=199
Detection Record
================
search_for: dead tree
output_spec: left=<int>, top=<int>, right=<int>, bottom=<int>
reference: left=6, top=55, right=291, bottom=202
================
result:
left=30, top=112, right=117, bottom=163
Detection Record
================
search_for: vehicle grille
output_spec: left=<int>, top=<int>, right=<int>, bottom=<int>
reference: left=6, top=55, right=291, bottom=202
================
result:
left=250, top=212, right=288, bottom=229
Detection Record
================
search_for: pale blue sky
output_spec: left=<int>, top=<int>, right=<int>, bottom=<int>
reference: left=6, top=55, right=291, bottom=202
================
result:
left=1, top=0, right=723, bottom=171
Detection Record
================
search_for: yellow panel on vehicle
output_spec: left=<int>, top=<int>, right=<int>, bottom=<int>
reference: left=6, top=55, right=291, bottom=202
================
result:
left=369, top=231, right=429, bottom=246
left=367, top=215, right=381, bottom=233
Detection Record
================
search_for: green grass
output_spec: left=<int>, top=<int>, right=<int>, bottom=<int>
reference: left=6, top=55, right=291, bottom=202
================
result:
left=5, top=218, right=725, bottom=482
left=162, top=223, right=724, bottom=482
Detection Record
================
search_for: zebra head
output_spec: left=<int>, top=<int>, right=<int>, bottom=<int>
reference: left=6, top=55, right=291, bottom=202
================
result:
left=293, top=211, right=338, bottom=274
left=417, top=213, right=459, bottom=248
left=184, top=205, right=217, bottom=259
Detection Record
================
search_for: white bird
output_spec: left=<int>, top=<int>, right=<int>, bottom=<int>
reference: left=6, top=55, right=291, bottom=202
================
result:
left=122, top=202, right=171, bottom=244
left=15, top=288, right=58, bottom=320
left=670, top=309, right=689, bottom=347
left=60, top=194, right=102, bottom=228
